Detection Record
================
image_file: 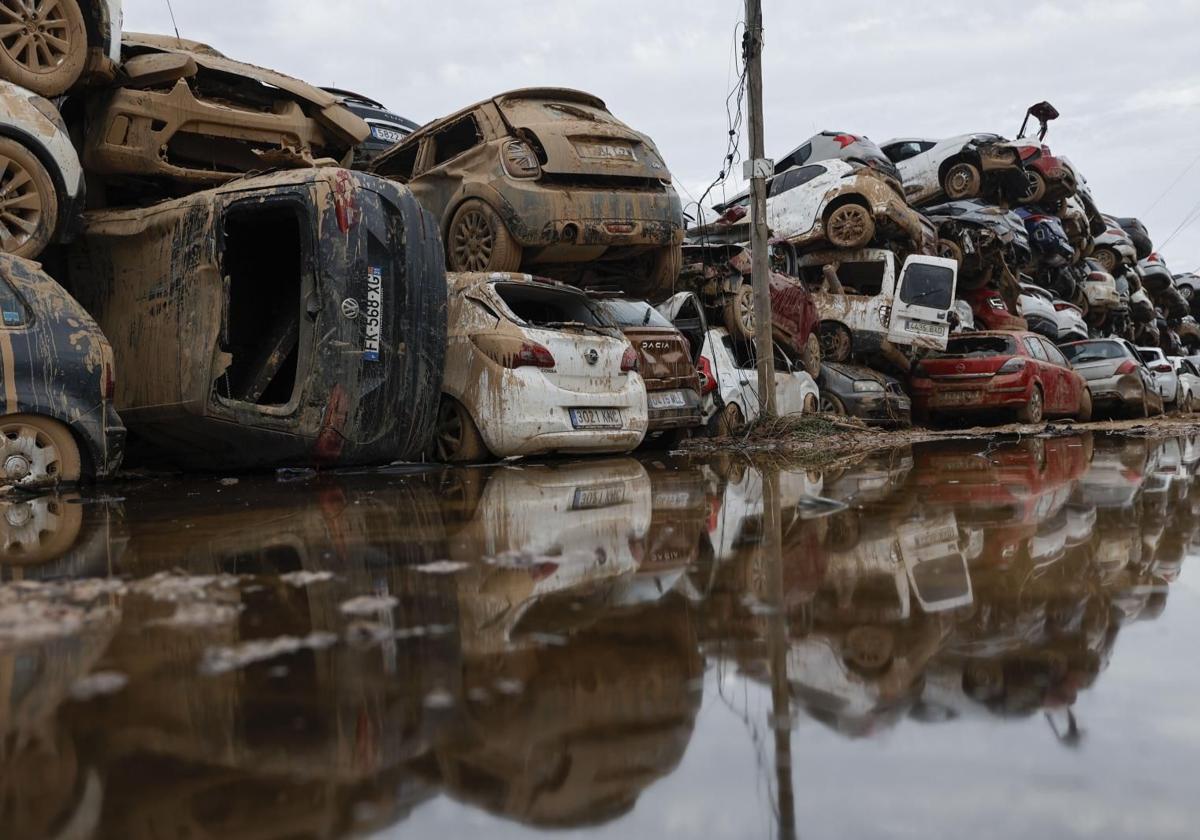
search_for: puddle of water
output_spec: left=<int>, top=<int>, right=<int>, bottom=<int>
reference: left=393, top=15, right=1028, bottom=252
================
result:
left=0, top=433, right=1198, bottom=838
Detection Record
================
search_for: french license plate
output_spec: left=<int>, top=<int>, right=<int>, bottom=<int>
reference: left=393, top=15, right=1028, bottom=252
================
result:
left=907, top=320, right=947, bottom=338
left=932, top=390, right=980, bottom=407
left=573, top=484, right=626, bottom=510
left=574, top=140, right=636, bottom=161
left=649, top=390, right=688, bottom=410
left=371, top=125, right=406, bottom=144
left=570, top=408, right=622, bottom=429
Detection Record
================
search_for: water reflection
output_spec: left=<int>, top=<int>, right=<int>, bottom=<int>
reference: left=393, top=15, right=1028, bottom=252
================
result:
left=0, top=434, right=1196, bottom=838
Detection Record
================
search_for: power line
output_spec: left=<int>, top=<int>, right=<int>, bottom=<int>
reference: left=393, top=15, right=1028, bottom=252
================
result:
left=1143, top=148, right=1200, bottom=217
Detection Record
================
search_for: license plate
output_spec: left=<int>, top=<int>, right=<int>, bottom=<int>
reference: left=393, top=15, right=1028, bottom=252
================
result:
left=371, top=125, right=407, bottom=144
left=907, top=320, right=947, bottom=338
left=653, top=490, right=696, bottom=509
left=932, top=390, right=980, bottom=407
left=574, top=140, right=636, bottom=161
left=649, top=390, right=688, bottom=410
left=570, top=408, right=622, bottom=429
left=573, top=484, right=626, bottom=510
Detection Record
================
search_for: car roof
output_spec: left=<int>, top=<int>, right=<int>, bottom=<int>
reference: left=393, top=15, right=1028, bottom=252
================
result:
left=383, top=87, right=606, bottom=146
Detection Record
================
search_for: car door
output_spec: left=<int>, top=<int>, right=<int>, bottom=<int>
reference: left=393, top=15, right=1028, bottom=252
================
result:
left=1041, top=338, right=1081, bottom=412
left=766, top=164, right=830, bottom=240
left=886, top=255, right=959, bottom=349
left=1023, top=336, right=1060, bottom=409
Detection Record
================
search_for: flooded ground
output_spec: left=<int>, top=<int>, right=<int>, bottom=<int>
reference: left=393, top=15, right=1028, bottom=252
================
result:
left=1, top=432, right=1198, bottom=839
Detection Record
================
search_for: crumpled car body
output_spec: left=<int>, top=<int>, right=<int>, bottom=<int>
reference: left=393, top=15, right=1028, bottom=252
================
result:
left=1016, top=208, right=1074, bottom=268
left=0, top=80, right=85, bottom=259
left=1080, top=260, right=1121, bottom=321
left=0, top=254, right=125, bottom=485
left=921, top=199, right=1030, bottom=282
left=881, top=134, right=1025, bottom=206
left=0, top=0, right=122, bottom=96
left=774, top=130, right=902, bottom=186
left=63, top=167, right=446, bottom=471
left=1093, top=216, right=1139, bottom=273
left=321, top=87, right=419, bottom=169
left=1015, top=142, right=1077, bottom=203
left=1138, top=253, right=1175, bottom=295
left=371, top=88, right=683, bottom=291
left=963, top=286, right=1027, bottom=332
left=818, top=362, right=912, bottom=426
left=82, top=33, right=369, bottom=191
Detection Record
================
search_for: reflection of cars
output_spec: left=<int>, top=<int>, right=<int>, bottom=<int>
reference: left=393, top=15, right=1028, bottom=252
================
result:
left=881, top=134, right=1025, bottom=205
left=320, top=87, right=420, bottom=168
left=0, top=255, right=124, bottom=486
left=1137, top=347, right=1180, bottom=406
left=1170, top=357, right=1200, bottom=412
left=698, top=327, right=819, bottom=435
left=911, top=331, right=1092, bottom=425
left=372, top=88, right=683, bottom=292
left=0, top=0, right=121, bottom=96
left=437, top=273, right=647, bottom=461
left=0, top=80, right=85, bottom=259
left=818, top=362, right=911, bottom=425
left=1014, top=141, right=1077, bottom=203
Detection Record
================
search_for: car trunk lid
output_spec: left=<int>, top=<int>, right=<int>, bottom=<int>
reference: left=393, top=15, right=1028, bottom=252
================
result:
left=621, top=326, right=698, bottom=390
left=526, top=327, right=630, bottom=394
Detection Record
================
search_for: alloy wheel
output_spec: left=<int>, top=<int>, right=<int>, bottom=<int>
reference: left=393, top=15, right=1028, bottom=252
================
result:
left=0, top=0, right=74, bottom=74
left=0, top=150, right=44, bottom=252
left=451, top=209, right=495, bottom=271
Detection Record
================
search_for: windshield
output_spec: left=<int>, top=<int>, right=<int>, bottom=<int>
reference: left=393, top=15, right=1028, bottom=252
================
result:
left=931, top=336, right=1017, bottom=358
left=597, top=299, right=673, bottom=328
left=1062, top=341, right=1126, bottom=363
left=899, top=264, right=954, bottom=310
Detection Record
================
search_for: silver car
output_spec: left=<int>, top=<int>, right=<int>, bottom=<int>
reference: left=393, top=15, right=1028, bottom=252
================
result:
left=1061, top=338, right=1163, bottom=418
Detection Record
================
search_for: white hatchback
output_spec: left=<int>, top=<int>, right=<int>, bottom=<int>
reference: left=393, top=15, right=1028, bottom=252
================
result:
left=698, top=327, right=820, bottom=434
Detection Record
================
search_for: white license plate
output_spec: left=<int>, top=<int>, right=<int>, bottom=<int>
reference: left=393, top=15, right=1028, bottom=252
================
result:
left=570, top=408, right=622, bottom=429
left=371, top=125, right=406, bottom=144
left=907, top=320, right=947, bottom=338
left=573, top=484, right=626, bottom=510
left=649, top=390, right=688, bottom=410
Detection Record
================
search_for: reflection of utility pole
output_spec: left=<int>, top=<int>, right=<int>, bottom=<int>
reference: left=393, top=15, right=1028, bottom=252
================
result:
left=763, top=466, right=797, bottom=840
left=744, top=0, right=777, bottom=418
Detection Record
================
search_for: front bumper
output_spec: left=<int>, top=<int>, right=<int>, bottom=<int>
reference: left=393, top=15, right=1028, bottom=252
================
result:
left=844, top=391, right=912, bottom=425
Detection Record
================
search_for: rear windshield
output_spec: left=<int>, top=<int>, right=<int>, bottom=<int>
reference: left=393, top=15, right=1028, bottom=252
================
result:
left=931, top=336, right=1017, bottom=358
left=1062, top=341, right=1126, bottom=363
left=597, top=299, right=673, bottom=328
left=495, top=283, right=610, bottom=328
left=899, top=263, right=954, bottom=310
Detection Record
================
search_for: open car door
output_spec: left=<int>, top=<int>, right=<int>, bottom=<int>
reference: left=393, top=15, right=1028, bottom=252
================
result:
left=898, top=514, right=974, bottom=613
left=886, top=255, right=958, bottom=350
left=657, top=292, right=708, bottom=366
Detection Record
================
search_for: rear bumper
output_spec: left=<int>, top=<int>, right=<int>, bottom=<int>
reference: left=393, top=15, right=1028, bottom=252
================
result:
left=1082, top=373, right=1143, bottom=407
left=646, top=387, right=704, bottom=431
left=913, top=374, right=1032, bottom=413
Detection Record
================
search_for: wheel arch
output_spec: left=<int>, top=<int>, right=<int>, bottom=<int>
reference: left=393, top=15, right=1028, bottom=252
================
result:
left=2, top=407, right=98, bottom=479
left=937, top=151, right=981, bottom=185
left=821, top=192, right=872, bottom=226
left=441, top=184, right=532, bottom=248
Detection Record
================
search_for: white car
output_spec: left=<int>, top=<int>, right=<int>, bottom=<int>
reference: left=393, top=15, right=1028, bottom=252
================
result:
left=1138, top=347, right=1180, bottom=406
left=0, top=1, right=122, bottom=96
left=1019, top=282, right=1087, bottom=343
left=0, top=80, right=85, bottom=259
left=880, top=133, right=1024, bottom=205
left=699, top=327, right=819, bottom=434
left=436, top=273, right=648, bottom=461
left=1170, top=357, right=1200, bottom=412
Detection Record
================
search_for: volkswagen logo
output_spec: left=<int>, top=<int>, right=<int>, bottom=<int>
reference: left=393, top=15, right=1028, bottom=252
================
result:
left=584, top=349, right=600, bottom=366
left=341, top=298, right=360, bottom=320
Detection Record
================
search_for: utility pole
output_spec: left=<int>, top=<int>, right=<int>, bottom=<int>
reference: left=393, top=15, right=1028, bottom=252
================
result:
left=744, top=0, right=777, bottom=418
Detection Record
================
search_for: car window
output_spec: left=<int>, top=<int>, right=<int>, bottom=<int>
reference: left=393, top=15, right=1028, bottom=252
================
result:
left=494, top=283, right=609, bottom=328
left=769, top=165, right=825, bottom=198
left=374, top=142, right=419, bottom=181
left=930, top=336, right=1017, bottom=358
left=1041, top=339, right=1068, bottom=367
left=0, top=279, right=28, bottom=327
left=1138, top=350, right=1159, bottom=365
left=884, top=141, right=924, bottom=162
left=898, top=263, right=954, bottom=310
left=597, top=299, right=673, bottom=328
left=430, top=114, right=482, bottom=167
left=775, top=142, right=812, bottom=171
left=1024, top=337, right=1048, bottom=361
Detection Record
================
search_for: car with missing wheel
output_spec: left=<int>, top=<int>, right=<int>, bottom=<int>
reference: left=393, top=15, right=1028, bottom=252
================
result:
left=880, top=134, right=1026, bottom=206
left=817, top=362, right=911, bottom=426
left=371, top=88, right=684, bottom=297
left=910, top=331, right=1092, bottom=426
left=0, top=254, right=124, bottom=488
left=0, top=0, right=122, bottom=97
left=435, top=273, right=648, bottom=462
left=0, top=79, right=85, bottom=259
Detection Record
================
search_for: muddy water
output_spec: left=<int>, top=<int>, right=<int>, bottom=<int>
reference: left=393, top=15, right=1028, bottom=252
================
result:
left=1, top=434, right=1198, bottom=839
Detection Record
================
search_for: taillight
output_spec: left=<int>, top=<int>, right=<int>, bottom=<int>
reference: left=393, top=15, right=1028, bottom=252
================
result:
left=1155, top=363, right=1172, bottom=373
left=1115, top=360, right=1137, bottom=375
left=621, top=346, right=639, bottom=373
left=698, top=356, right=718, bottom=394
left=501, top=139, right=541, bottom=179
left=471, top=335, right=555, bottom=369
left=1054, top=302, right=1081, bottom=314
left=997, top=358, right=1027, bottom=375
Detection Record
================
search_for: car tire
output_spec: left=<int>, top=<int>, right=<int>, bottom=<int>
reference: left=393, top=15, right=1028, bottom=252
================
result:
left=937, top=238, right=964, bottom=265
left=434, top=397, right=490, bottom=463
left=723, top=284, right=756, bottom=341
left=0, top=0, right=88, bottom=97
left=1184, top=393, right=1195, bottom=414
left=0, top=136, right=59, bottom=260
left=819, top=322, right=853, bottom=363
left=825, top=202, right=875, bottom=248
left=0, top=493, right=84, bottom=564
left=943, top=161, right=982, bottom=200
left=446, top=199, right=522, bottom=273
left=800, top=333, right=821, bottom=376
left=709, top=402, right=744, bottom=438
left=820, top=393, right=846, bottom=416
left=1092, top=246, right=1119, bottom=273
left=803, top=393, right=818, bottom=414
left=0, top=414, right=82, bottom=487
left=1020, top=169, right=1048, bottom=204
left=1017, top=385, right=1044, bottom=425
left=647, top=244, right=682, bottom=298
left=1077, top=387, right=1093, bottom=423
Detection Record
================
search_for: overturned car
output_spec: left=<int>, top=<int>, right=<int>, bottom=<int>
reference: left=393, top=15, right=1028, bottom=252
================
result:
left=63, top=167, right=446, bottom=470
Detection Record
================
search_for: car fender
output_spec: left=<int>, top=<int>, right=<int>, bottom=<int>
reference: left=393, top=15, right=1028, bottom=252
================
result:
left=439, top=180, right=536, bottom=245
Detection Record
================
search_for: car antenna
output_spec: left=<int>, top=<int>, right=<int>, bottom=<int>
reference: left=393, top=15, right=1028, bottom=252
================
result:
left=165, top=0, right=183, bottom=45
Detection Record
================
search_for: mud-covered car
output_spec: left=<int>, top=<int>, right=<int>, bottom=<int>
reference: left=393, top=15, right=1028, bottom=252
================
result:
left=818, top=363, right=911, bottom=425
left=1062, top=338, right=1163, bottom=418
left=82, top=33, right=370, bottom=194
left=1115, top=216, right=1153, bottom=261
left=64, top=167, right=445, bottom=471
left=371, top=88, right=683, bottom=292
left=436, top=273, right=647, bottom=462
left=321, top=87, right=419, bottom=169
left=880, top=134, right=1025, bottom=206
left=774, top=130, right=901, bottom=185
left=1093, top=217, right=1139, bottom=274
left=962, top=286, right=1027, bottom=332
left=0, top=0, right=121, bottom=96
left=0, top=80, right=85, bottom=259
left=921, top=199, right=1029, bottom=283
left=0, top=254, right=124, bottom=486
left=594, top=298, right=703, bottom=438
left=1014, top=142, right=1077, bottom=203
left=1017, top=208, right=1074, bottom=268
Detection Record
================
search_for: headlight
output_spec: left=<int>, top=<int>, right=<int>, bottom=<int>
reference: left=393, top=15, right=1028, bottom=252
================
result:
left=853, top=381, right=885, bottom=393
left=501, top=140, right=541, bottom=179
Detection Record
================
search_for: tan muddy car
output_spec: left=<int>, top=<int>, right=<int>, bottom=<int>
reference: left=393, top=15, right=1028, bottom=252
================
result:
left=372, top=88, right=684, bottom=295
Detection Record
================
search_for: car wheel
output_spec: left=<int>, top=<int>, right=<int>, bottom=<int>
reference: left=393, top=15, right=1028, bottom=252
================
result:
left=0, top=136, right=59, bottom=260
left=1077, top=387, right=1093, bottom=423
left=844, top=626, right=895, bottom=673
left=0, top=493, right=84, bottom=565
left=434, top=397, right=490, bottom=463
left=1020, top=169, right=1047, bottom=204
left=0, top=0, right=88, bottom=98
left=0, top=414, right=81, bottom=487
left=709, top=402, right=744, bottom=438
left=825, top=202, right=875, bottom=248
left=1092, top=246, right=1119, bottom=273
left=722, top=284, right=756, bottom=341
left=446, top=199, right=522, bottom=273
left=800, top=333, right=821, bottom=375
left=820, top=393, right=846, bottom=416
left=937, top=238, right=964, bottom=264
left=943, top=161, right=982, bottom=200
left=819, top=322, right=853, bottom=363
left=647, top=244, right=682, bottom=298
left=1017, top=385, right=1044, bottom=425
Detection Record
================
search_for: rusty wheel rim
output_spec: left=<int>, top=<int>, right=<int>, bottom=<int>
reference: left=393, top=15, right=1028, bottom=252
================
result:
left=0, top=0, right=74, bottom=74
left=827, top=205, right=870, bottom=246
left=0, top=151, right=44, bottom=252
left=1094, top=248, right=1117, bottom=272
left=0, top=421, right=63, bottom=485
left=435, top=401, right=464, bottom=461
left=1028, top=388, right=1043, bottom=423
left=452, top=209, right=494, bottom=271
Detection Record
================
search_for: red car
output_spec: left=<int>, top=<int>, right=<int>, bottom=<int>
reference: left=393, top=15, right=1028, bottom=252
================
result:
left=1015, top=142, right=1077, bottom=203
left=962, top=287, right=1027, bottom=332
left=911, top=331, right=1092, bottom=425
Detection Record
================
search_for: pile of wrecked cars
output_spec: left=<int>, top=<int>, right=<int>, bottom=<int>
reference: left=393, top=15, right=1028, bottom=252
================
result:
left=0, top=18, right=1196, bottom=489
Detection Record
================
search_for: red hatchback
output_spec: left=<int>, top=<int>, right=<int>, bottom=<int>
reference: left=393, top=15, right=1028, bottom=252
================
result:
left=911, top=331, right=1092, bottom=425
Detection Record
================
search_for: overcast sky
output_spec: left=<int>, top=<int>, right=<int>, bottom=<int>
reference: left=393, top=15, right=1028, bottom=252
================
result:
left=126, top=0, right=1200, bottom=272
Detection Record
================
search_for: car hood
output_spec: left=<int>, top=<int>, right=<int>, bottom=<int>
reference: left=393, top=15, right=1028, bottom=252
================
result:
left=922, top=199, right=1027, bottom=241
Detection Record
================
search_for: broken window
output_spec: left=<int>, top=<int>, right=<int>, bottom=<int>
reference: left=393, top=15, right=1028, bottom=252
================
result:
left=431, top=115, right=481, bottom=166
left=218, top=204, right=305, bottom=407
left=596, top=299, right=672, bottom=328
left=376, top=141, right=419, bottom=182
left=829, top=260, right=886, bottom=297
left=495, top=283, right=608, bottom=328
left=932, top=336, right=1018, bottom=358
